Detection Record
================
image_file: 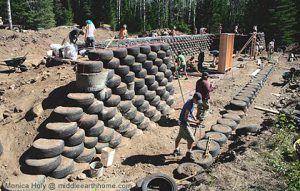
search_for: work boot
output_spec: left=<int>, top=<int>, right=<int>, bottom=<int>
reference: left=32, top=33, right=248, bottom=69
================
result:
left=173, top=148, right=181, bottom=156
left=186, top=151, right=195, bottom=161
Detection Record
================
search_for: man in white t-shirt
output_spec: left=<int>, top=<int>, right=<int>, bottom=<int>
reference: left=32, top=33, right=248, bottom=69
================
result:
left=200, top=27, right=207, bottom=34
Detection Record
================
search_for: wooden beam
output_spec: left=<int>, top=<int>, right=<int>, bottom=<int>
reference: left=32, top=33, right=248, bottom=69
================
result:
left=254, top=106, right=279, bottom=114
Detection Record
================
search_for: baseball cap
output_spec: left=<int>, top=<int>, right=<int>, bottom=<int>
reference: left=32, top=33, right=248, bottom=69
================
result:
left=193, top=93, right=203, bottom=104
left=86, top=20, right=92, bottom=24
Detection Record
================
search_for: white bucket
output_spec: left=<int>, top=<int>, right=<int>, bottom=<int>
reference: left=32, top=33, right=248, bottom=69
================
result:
left=101, top=147, right=115, bottom=167
left=89, top=161, right=104, bottom=178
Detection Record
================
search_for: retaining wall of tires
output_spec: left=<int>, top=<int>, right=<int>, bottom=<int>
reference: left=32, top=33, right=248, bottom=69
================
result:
left=22, top=44, right=176, bottom=179
left=190, top=64, right=275, bottom=169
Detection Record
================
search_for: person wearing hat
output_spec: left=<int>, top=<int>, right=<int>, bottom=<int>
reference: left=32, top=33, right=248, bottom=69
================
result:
left=69, top=25, right=85, bottom=44
left=84, top=20, right=96, bottom=49
left=195, top=72, right=215, bottom=122
left=173, top=93, right=203, bottom=160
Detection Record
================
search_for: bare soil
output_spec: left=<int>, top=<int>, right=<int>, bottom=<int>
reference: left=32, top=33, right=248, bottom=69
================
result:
left=0, top=28, right=297, bottom=191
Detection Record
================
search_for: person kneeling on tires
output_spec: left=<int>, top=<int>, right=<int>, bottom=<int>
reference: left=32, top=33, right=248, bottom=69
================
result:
left=173, top=93, right=203, bottom=160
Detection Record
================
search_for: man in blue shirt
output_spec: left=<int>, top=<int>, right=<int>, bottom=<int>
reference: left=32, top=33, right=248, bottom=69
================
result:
left=173, top=93, right=202, bottom=159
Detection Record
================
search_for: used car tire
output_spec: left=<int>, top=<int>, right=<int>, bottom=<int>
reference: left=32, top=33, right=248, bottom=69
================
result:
left=52, top=106, right=83, bottom=122
left=120, top=55, right=135, bottom=66
left=113, top=48, right=128, bottom=59
left=46, top=122, right=78, bottom=139
left=84, top=136, right=98, bottom=148
left=99, top=107, right=117, bottom=121
left=86, top=100, right=104, bottom=114
left=96, top=88, right=112, bottom=101
left=196, top=139, right=220, bottom=157
left=85, top=120, right=104, bottom=137
left=62, top=142, right=84, bottom=159
left=141, top=173, right=177, bottom=191
left=76, top=60, right=103, bottom=73
left=98, top=127, right=115, bottom=143
left=32, top=139, right=64, bottom=158
left=192, top=150, right=214, bottom=169
left=106, top=75, right=122, bottom=88
left=67, top=93, right=94, bottom=108
left=50, top=156, right=74, bottom=179
left=25, top=156, right=61, bottom=175
left=95, top=142, right=109, bottom=154
left=217, top=118, right=238, bottom=130
left=138, top=100, right=150, bottom=112
left=104, top=94, right=121, bottom=107
left=211, top=124, right=232, bottom=137
left=78, top=114, right=99, bottom=130
left=204, top=132, right=228, bottom=146
left=103, top=57, right=120, bottom=69
left=64, top=128, right=85, bottom=147
left=123, top=71, right=135, bottom=83
left=74, top=148, right=96, bottom=163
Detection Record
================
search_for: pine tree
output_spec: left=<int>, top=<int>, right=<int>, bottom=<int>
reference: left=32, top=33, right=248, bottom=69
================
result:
left=268, top=0, right=297, bottom=44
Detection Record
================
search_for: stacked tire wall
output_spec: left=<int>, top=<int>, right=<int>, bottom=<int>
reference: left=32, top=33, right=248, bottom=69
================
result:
left=22, top=43, right=176, bottom=179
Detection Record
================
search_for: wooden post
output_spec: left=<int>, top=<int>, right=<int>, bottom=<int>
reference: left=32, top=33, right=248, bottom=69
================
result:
left=251, top=32, right=257, bottom=59
left=218, top=33, right=235, bottom=74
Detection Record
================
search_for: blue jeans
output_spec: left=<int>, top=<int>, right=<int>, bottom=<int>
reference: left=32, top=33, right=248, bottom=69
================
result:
left=85, top=37, right=96, bottom=48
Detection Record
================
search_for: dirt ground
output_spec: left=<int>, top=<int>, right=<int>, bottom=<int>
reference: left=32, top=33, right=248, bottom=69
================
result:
left=0, top=28, right=297, bottom=191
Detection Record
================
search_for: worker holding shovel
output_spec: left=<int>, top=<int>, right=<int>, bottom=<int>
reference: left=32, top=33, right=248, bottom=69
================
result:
left=173, top=93, right=203, bottom=160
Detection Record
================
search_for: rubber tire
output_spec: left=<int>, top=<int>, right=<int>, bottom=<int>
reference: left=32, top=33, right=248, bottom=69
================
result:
left=67, top=93, right=95, bottom=108
left=32, top=139, right=64, bottom=158
left=52, top=106, right=84, bottom=122
left=62, top=142, right=84, bottom=159
left=132, top=95, right=145, bottom=107
left=134, top=78, right=146, bottom=89
left=161, top=91, right=170, bottom=101
left=64, top=128, right=85, bottom=147
left=88, top=50, right=114, bottom=62
left=204, top=132, right=228, bottom=146
left=138, top=101, right=150, bottom=112
left=159, top=78, right=168, bottom=86
left=151, top=111, right=161, bottom=122
left=136, top=85, right=148, bottom=95
left=25, top=156, right=61, bottom=175
left=155, top=72, right=165, bottom=81
left=115, top=65, right=130, bottom=76
left=222, top=113, right=241, bottom=123
left=156, top=86, right=166, bottom=96
left=103, top=58, right=120, bottom=70
left=135, top=54, right=147, bottom=63
left=46, top=122, right=78, bottom=139
left=217, top=118, right=238, bottom=130
left=145, top=91, right=156, bottom=101
left=105, top=113, right=123, bottom=129
left=236, top=124, right=259, bottom=135
left=131, top=112, right=145, bottom=125
left=121, top=90, right=135, bottom=100
left=76, top=61, right=103, bottom=73
left=157, top=50, right=167, bottom=59
left=150, top=95, right=161, bottom=106
left=99, top=107, right=117, bottom=121
left=50, top=156, right=74, bottom=179
left=85, top=120, right=104, bottom=137
left=109, top=132, right=122, bottom=148
left=147, top=52, right=158, bottom=61
left=74, top=148, right=96, bottom=163
left=136, top=68, right=147, bottom=78
left=123, top=124, right=138, bottom=138
left=145, top=75, right=156, bottom=85
left=127, top=47, right=140, bottom=56
left=141, top=173, right=177, bottom=191
left=161, top=44, right=170, bottom=51
left=150, top=44, right=161, bottom=52
left=95, top=142, right=109, bottom=154
left=124, top=107, right=138, bottom=120
left=166, top=83, right=173, bottom=92
left=177, top=162, right=204, bottom=178
left=192, top=150, right=214, bottom=169
left=140, top=46, right=151, bottom=54
left=104, top=94, right=121, bottom=107
left=154, top=58, right=163, bottom=67
left=211, top=124, right=232, bottom=137
left=112, top=82, right=127, bottom=95
left=138, top=117, right=151, bottom=130
left=113, top=48, right=128, bottom=59
left=98, top=127, right=115, bottom=143
left=145, top=106, right=157, bottom=118
left=96, top=88, right=112, bottom=101
left=106, top=75, right=121, bottom=88
left=123, top=71, right=135, bottom=83
left=84, top=136, right=98, bottom=149
left=117, top=118, right=131, bottom=133
left=120, top=55, right=135, bottom=66
left=118, top=101, right=132, bottom=113
left=143, top=61, right=153, bottom=70
left=148, top=65, right=158, bottom=75
left=226, top=110, right=245, bottom=118
left=196, top=139, right=220, bottom=157
left=86, top=100, right=104, bottom=114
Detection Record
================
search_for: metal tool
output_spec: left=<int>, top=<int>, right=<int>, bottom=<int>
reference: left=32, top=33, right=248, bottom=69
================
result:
left=204, top=136, right=212, bottom=158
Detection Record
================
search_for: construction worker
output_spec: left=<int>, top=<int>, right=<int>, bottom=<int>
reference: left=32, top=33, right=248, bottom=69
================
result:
left=69, top=26, right=85, bottom=44
left=195, top=72, right=215, bottom=122
left=268, top=39, right=275, bottom=60
left=198, top=49, right=205, bottom=72
left=234, top=24, right=239, bottom=34
left=210, top=50, right=219, bottom=67
left=84, top=20, right=96, bottom=49
left=119, top=24, right=128, bottom=39
left=175, top=51, right=188, bottom=80
left=173, top=93, right=203, bottom=160
left=200, top=27, right=207, bottom=34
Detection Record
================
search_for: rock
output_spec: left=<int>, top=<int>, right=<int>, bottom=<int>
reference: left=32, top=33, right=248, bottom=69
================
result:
left=31, top=103, right=44, bottom=117
left=77, top=173, right=86, bottom=180
left=9, top=84, right=15, bottom=90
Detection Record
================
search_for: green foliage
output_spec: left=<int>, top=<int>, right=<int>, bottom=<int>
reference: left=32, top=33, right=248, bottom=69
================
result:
left=264, top=114, right=300, bottom=190
left=176, top=21, right=191, bottom=34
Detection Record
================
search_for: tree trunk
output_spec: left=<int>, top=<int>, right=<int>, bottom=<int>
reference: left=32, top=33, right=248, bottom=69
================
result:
left=143, top=0, right=146, bottom=31
left=7, top=0, right=12, bottom=30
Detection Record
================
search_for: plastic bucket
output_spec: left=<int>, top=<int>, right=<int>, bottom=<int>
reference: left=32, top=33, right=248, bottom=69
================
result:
left=89, top=161, right=104, bottom=178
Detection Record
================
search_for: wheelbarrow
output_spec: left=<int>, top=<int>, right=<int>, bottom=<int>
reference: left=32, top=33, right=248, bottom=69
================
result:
left=0, top=55, right=28, bottom=72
